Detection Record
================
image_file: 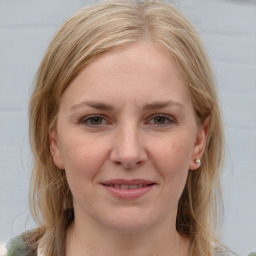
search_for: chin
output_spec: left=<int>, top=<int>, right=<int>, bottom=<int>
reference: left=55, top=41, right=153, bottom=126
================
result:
left=105, top=221, right=152, bottom=235
left=98, top=208, right=158, bottom=234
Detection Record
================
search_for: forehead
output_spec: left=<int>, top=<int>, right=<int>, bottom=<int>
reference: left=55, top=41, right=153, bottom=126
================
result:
left=60, top=42, right=191, bottom=110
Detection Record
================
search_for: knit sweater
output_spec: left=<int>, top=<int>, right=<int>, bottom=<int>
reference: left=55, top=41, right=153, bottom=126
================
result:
left=6, top=233, right=243, bottom=256
left=7, top=234, right=37, bottom=256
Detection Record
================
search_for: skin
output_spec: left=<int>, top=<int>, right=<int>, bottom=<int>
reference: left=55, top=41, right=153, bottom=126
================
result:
left=50, top=42, right=208, bottom=256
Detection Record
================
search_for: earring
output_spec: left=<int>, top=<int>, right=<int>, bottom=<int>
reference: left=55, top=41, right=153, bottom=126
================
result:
left=194, top=158, right=201, bottom=167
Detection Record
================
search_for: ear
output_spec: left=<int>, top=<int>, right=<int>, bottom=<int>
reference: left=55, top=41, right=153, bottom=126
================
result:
left=49, top=129, right=65, bottom=169
left=189, top=116, right=210, bottom=170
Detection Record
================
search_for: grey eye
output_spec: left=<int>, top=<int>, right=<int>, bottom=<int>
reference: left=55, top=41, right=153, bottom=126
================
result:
left=153, top=116, right=167, bottom=125
left=88, top=116, right=103, bottom=125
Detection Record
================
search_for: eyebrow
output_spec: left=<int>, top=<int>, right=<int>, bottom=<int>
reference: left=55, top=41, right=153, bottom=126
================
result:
left=70, top=100, right=184, bottom=112
left=70, top=100, right=114, bottom=112
left=142, top=100, right=185, bottom=110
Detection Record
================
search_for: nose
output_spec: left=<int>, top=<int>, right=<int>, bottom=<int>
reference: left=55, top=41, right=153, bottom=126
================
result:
left=110, top=124, right=147, bottom=169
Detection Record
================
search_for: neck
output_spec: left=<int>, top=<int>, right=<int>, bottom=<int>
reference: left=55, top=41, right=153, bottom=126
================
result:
left=65, top=216, right=190, bottom=256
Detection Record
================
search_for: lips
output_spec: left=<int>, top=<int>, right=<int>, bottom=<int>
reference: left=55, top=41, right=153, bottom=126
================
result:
left=105, top=184, right=148, bottom=189
left=101, top=179, right=156, bottom=199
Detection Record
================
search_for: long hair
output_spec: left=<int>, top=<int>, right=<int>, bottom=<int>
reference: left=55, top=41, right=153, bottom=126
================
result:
left=28, top=0, right=225, bottom=255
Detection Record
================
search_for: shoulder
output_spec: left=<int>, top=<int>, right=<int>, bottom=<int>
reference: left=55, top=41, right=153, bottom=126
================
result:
left=214, top=253, right=236, bottom=256
left=213, top=246, right=238, bottom=256
left=6, top=233, right=37, bottom=256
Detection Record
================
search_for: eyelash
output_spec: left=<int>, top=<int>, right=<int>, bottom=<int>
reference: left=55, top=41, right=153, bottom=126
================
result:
left=79, top=114, right=175, bottom=128
left=80, top=115, right=108, bottom=127
left=147, top=114, right=175, bottom=126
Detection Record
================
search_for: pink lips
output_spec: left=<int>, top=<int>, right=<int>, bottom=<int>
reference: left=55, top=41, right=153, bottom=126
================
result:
left=101, top=179, right=156, bottom=200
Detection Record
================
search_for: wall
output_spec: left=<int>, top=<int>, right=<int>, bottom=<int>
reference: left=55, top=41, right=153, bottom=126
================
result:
left=0, top=0, right=255, bottom=255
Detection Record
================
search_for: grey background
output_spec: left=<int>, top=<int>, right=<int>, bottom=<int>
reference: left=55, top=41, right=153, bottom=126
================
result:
left=0, top=0, right=256, bottom=255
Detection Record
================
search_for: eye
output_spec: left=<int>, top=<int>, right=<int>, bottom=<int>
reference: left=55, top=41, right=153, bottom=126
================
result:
left=80, top=115, right=107, bottom=127
left=153, top=116, right=167, bottom=125
left=148, top=114, right=175, bottom=126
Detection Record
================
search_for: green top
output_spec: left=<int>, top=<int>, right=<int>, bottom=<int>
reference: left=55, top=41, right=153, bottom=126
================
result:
left=7, top=234, right=36, bottom=256
left=6, top=233, right=255, bottom=256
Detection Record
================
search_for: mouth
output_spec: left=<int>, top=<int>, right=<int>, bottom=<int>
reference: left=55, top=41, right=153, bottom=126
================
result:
left=101, top=179, right=156, bottom=199
left=103, top=184, right=154, bottom=189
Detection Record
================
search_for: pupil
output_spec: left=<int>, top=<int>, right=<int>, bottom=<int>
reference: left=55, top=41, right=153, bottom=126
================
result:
left=91, top=117, right=102, bottom=125
left=155, top=116, right=165, bottom=124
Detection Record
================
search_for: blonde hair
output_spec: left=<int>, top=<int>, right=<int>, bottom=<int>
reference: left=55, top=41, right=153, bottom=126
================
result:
left=28, top=0, right=225, bottom=255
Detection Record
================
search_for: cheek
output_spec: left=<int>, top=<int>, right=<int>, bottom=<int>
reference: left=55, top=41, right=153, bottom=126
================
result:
left=150, top=134, right=194, bottom=195
left=151, top=134, right=194, bottom=173
left=59, top=135, right=109, bottom=186
left=61, top=140, right=109, bottom=209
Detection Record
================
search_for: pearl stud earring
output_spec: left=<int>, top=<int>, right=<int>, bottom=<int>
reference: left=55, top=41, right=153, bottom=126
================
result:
left=195, top=158, right=201, bottom=167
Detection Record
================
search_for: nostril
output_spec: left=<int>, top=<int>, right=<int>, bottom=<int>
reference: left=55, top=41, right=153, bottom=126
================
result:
left=136, top=160, right=144, bottom=166
left=110, top=144, right=147, bottom=169
left=122, top=160, right=144, bottom=169
left=114, top=160, right=123, bottom=166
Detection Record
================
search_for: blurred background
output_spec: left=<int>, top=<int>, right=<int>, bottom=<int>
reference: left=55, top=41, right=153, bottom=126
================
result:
left=0, top=0, right=256, bottom=255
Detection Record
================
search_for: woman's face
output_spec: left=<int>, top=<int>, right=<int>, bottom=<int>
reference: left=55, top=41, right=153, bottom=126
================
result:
left=50, top=42, right=207, bottom=234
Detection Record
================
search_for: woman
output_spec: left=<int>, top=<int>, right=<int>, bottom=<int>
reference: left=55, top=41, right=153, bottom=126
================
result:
left=7, top=0, right=228, bottom=255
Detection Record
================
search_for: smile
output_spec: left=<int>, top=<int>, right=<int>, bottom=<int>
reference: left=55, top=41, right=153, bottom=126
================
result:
left=104, top=184, right=151, bottom=189
left=101, top=179, right=156, bottom=199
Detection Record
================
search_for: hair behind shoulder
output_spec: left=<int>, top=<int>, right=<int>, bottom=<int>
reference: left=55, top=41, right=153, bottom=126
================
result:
left=28, top=1, right=225, bottom=255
